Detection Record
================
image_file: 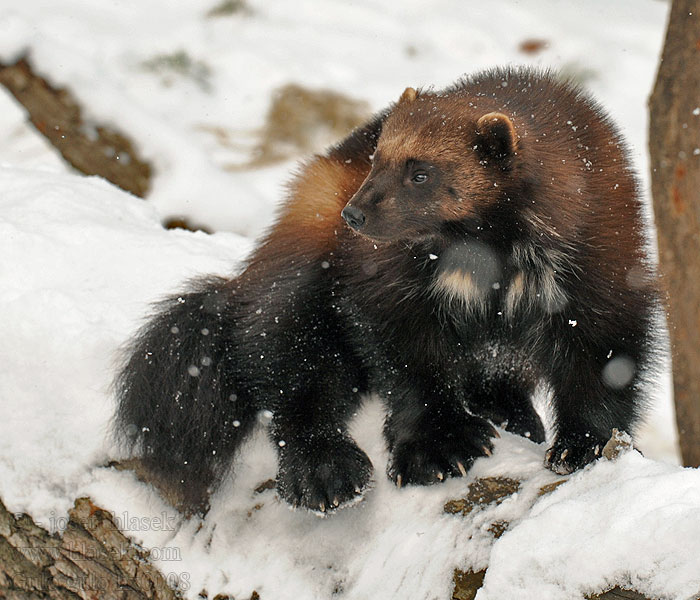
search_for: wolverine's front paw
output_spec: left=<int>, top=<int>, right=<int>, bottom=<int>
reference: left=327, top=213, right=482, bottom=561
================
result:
left=276, top=434, right=373, bottom=514
left=387, top=415, right=497, bottom=487
left=544, top=433, right=606, bottom=475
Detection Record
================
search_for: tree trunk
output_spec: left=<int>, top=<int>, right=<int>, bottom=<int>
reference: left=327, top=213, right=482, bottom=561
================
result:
left=649, top=0, right=700, bottom=468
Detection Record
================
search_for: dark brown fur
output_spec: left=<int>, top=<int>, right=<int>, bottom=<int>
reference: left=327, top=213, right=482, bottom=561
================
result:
left=114, top=67, right=659, bottom=515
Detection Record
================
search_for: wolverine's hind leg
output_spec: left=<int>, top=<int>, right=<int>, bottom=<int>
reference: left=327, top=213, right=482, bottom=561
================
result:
left=261, top=302, right=373, bottom=513
left=270, top=371, right=372, bottom=514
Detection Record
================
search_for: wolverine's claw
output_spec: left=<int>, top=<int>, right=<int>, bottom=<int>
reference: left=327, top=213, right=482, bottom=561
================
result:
left=457, top=461, right=467, bottom=477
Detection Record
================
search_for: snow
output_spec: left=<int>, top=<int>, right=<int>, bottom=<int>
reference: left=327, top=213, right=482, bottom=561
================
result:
left=480, top=452, right=700, bottom=600
left=0, top=166, right=250, bottom=522
left=0, top=0, right=696, bottom=599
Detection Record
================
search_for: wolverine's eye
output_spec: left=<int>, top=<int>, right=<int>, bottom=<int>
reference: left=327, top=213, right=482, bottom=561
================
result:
left=411, top=171, right=429, bottom=184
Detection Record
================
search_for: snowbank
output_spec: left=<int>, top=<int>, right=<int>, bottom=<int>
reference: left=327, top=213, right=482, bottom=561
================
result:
left=0, top=166, right=250, bottom=521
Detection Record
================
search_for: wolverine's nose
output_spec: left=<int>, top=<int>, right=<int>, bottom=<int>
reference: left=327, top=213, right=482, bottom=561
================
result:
left=341, top=205, right=366, bottom=231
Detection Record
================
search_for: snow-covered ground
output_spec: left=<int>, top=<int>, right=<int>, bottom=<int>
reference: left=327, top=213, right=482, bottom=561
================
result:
left=1, top=1, right=698, bottom=599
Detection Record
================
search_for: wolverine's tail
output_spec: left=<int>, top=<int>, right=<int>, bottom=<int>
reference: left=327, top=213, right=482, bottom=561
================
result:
left=112, top=276, right=257, bottom=514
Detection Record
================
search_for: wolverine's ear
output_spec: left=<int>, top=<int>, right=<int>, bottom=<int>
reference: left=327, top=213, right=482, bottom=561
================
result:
left=398, top=87, right=418, bottom=104
left=475, top=112, right=517, bottom=161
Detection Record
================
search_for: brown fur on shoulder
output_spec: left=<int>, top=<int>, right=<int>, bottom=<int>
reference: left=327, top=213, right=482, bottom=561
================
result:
left=281, top=156, right=369, bottom=251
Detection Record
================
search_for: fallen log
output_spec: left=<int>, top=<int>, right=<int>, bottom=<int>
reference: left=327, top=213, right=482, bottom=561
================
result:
left=0, top=57, right=152, bottom=198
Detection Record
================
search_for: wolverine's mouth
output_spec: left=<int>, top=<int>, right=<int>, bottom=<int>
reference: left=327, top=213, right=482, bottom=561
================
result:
left=343, top=224, right=440, bottom=247
left=343, top=225, right=395, bottom=244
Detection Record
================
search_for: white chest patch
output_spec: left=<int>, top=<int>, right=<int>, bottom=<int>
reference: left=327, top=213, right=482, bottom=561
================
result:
left=504, top=271, right=526, bottom=317
left=430, top=240, right=501, bottom=313
left=430, top=241, right=569, bottom=316
left=432, top=264, right=568, bottom=317
left=432, top=269, right=489, bottom=313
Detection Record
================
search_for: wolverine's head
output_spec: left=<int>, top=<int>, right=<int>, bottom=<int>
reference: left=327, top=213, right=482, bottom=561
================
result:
left=342, top=86, right=519, bottom=243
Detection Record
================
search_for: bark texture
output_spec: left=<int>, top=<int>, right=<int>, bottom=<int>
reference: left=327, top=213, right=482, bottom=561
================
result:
left=649, top=0, right=700, bottom=467
left=0, top=497, right=181, bottom=599
left=0, top=57, right=152, bottom=198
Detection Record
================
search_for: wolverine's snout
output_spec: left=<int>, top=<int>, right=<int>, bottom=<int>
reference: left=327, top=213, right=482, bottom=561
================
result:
left=342, top=205, right=366, bottom=231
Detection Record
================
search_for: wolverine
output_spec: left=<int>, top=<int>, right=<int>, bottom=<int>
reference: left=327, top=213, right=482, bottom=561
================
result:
left=114, top=67, right=659, bottom=515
